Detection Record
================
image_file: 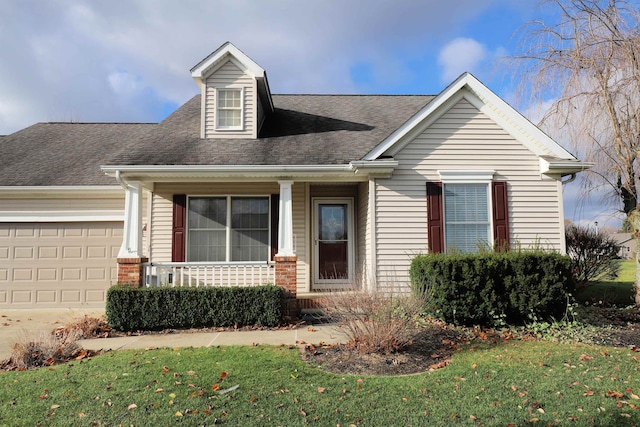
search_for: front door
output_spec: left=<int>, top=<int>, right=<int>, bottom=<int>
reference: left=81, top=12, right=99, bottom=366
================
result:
left=313, top=198, right=354, bottom=288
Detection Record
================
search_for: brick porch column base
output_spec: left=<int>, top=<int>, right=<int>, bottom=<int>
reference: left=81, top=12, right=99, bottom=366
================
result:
left=275, top=255, right=299, bottom=317
left=117, top=257, right=148, bottom=288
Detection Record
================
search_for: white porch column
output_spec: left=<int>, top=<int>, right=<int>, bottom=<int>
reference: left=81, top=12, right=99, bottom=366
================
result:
left=118, top=180, right=144, bottom=258
left=277, top=180, right=295, bottom=256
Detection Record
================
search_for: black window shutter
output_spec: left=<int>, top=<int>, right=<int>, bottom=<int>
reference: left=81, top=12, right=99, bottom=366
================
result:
left=172, top=194, right=186, bottom=262
left=492, top=181, right=510, bottom=251
left=270, top=194, right=279, bottom=260
left=426, top=181, right=445, bottom=253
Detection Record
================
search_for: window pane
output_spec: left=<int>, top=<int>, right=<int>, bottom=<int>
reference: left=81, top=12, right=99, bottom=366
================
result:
left=230, top=197, right=269, bottom=261
left=188, top=197, right=226, bottom=228
left=231, top=230, right=268, bottom=261
left=444, top=184, right=490, bottom=253
left=188, top=230, right=226, bottom=262
left=319, top=205, right=347, bottom=241
left=218, top=110, right=241, bottom=127
left=188, top=197, right=227, bottom=262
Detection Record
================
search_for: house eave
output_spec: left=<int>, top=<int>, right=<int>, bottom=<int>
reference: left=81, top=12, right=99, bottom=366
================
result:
left=101, top=161, right=398, bottom=183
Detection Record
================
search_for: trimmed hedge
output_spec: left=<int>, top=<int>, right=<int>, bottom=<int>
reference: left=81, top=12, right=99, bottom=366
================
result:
left=409, top=251, right=574, bottom=326
left=106, top=285, right=283, bottom=331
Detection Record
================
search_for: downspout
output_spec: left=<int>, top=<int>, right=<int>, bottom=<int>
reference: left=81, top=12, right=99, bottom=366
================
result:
left=561, top=173, right=576, bottom=185
left=115, top=170, right=129, bottom=190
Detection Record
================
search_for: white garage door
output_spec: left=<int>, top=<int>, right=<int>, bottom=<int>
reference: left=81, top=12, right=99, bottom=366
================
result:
left=0, top=222, right=123, bottom=308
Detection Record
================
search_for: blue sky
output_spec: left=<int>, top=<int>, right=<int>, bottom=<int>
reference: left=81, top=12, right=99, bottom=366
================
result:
left=0, top=0, right=621, bottom=229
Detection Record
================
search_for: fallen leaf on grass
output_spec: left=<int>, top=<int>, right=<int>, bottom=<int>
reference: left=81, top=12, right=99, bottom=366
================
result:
left=317, top=387, right=326, bottom=393
left=584, top=390, right=594, bottom=396
left=50, top=404, right=60, bottom=409
left=607, top=390, right=624, bottom=399
left=127, top=404, right=137, bottom=410
left=175, top=411, right=183, bottom=417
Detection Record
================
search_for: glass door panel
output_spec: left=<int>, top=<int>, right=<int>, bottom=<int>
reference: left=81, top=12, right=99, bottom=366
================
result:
left=318, top=204, right=348, bottom=279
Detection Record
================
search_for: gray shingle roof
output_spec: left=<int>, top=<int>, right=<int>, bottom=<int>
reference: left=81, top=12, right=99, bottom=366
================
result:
left=0, top=123, right=156, bottom=186
left=0, top=94, right=433, bottom=186
left=107, top=94, right=433, bottom=166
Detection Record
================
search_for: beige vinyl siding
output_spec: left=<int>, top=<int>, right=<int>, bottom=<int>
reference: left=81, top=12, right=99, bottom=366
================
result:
left=291, top=183, right=307, bottom=292
left=151, top=182, right=309, bottom=292
left=375, top=98, right=563, bottom=291
left=357, top=181, right=370, bottom=286
left=204, top=60, right=256, bottom=138
left=0, top=196, right=123, bottom=212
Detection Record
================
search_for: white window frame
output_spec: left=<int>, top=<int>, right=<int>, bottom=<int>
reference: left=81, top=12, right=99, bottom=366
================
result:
left=215, top=87, right=244, bottom=131
left=438, top=170, right=495, bottom=253
left=186, top=195, right=271, bottom=262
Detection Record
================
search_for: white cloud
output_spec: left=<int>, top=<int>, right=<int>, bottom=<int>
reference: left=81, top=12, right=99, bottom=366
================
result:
left=108, top=70, right=142, bottom=96
left=437, top=37, right=488, bottom=81
left=521, top=98, right=556, bottom=125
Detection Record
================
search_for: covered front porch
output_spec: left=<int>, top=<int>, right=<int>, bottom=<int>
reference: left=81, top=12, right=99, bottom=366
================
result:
left=104, top=162, right=396, bottom=309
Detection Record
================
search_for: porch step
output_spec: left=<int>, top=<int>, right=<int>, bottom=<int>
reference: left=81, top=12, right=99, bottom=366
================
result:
left=299, top=308, right=333, bottom=324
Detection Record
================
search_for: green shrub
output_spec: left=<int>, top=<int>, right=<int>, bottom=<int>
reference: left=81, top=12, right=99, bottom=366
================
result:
left=106, top=285, right=283, bottom=331
left=410, top=251, right=574, bottom=326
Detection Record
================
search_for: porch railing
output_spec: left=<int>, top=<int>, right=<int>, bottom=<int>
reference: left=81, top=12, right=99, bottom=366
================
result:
left=143, top=262, right=275, bottom=288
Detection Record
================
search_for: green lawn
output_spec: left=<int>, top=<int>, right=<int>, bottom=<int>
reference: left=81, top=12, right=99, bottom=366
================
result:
left=575, top=260, right=636, bottom=306
left=1, top=341, right=639, bottom=426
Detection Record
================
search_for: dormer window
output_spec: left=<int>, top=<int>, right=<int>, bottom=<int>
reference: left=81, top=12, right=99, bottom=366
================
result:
left=216, top=88, right=243, bottom=130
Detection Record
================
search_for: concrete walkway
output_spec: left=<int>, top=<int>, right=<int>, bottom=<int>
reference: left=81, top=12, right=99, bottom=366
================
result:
left=0, top=309, right=343, bottom=360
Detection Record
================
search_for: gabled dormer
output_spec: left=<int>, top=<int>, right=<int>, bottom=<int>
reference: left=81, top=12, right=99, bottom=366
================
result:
left=191, top=42, right=274, bottom=139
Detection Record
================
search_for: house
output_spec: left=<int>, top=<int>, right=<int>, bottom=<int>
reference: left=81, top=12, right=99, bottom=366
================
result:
left=611, top=232, right=636, bottom=259
left=0, top=42, right=590, bottom=311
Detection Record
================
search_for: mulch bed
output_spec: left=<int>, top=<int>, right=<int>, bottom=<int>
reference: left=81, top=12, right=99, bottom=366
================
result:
left=301, top=323, right=465, bottom=376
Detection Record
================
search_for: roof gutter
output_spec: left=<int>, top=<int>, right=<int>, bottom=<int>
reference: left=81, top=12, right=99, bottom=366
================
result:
left=540, top=157, right=594, bottom=177
left=101, top=160, right=398, bottom=182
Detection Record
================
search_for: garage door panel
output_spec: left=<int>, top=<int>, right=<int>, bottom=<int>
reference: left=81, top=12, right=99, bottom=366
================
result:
left=61, top=290, right=82, bottom=303
left=87, top=246, right=107, bottom=258
left=39, top=226, right=61, bottom=237
left=0, top=221, right=123, bottom=308
left=38, top=247, right=59, bottom=259
left=63, top=246, right=83, bottom=259
left=14, top=226, right=35, bottom=237
left=14, top=247, right=34, bottom=259
left=13, top=269, right=33, bottom=281
left=12, top=290, right=32, bottom=304
left=37, top=268, right=57, bottom=280
left=36, top=290, right=57, bottom=303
